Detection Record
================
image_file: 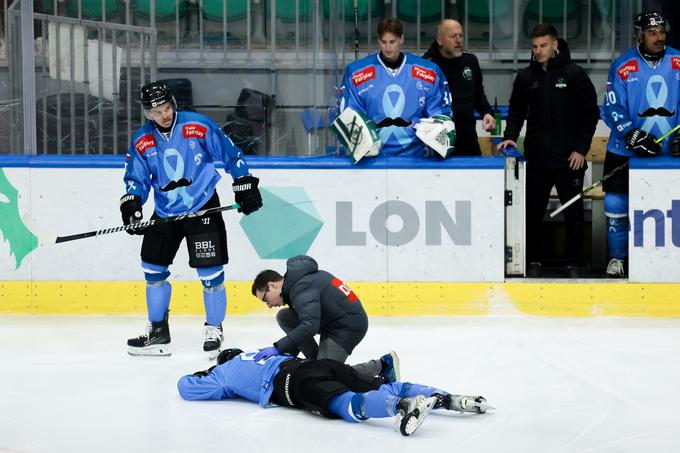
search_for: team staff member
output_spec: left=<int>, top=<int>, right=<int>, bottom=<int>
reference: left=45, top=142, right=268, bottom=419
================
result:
left=498, top=24, right=598, bottom=278
left=424, top=19, right=496, bottom=156
left=121, top=81, right=262, bottom=358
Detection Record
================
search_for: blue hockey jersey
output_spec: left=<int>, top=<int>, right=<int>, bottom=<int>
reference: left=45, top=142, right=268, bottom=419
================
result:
left=123, top=111, right=251, bottom=218
left=601, top=46, right=680, bottom=156
left=177, top=351, right=293, bottom=407
left=339, top=52, right=453, bottom=157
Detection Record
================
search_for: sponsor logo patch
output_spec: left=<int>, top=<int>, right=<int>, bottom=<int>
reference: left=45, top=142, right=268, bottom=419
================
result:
left=412, top=65, right=436, bottom=83
left=352, top=66, right=376, bottom=86
left=183, top=124, right=207, bottom=139
left=672, top=57, right=680, bottom=70
left=617, top=60, right=638, bottom=80
left=134, top=134, right=156, bottom=155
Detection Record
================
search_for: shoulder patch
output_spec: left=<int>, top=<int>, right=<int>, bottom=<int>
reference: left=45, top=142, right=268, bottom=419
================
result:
left=672, top=57, right=680, bottom=70
left=134, top=134, right=156, bottom=156
left=617, top=59, right=638, bottom=80
left=352, top=66, right=376, bottom=86
left=412, top=65, right=436, bottom=83
left=183, top=123, right=207, bottom=139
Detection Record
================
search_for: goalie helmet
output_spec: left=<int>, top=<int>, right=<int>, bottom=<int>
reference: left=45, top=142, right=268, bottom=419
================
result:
left=140, top=81, right=176, bottom=110
left=634, top=11, right=666, bottom=34
left=216, top=348, right=244, bottom=365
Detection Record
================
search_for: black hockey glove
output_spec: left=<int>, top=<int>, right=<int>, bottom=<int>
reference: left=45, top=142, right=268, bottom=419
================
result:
left=671, top=131, right=680, bottom=158
left=232, top=175, right=263, bottom=215
left=624, top=128, right=660, bottom=158
left=119, top=194, right=144, bottom=235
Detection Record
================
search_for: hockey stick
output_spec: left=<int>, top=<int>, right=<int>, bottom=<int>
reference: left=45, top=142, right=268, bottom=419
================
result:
left=549, top=125, right=680, bottom=218
left=353, top=0, right=359, bottom=60
left=54, top=203, right=240, bottom=244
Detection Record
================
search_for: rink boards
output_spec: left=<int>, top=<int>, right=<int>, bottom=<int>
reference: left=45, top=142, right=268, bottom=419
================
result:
left=0, top=155, right=679, bottom=316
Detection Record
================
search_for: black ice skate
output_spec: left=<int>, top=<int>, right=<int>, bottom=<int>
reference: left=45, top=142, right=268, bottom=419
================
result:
left=432, top=393, right=494, bottom=413
left=127, top=313, right=171, bottom=356
left=395, top=395, right=437, bottom=436
left=203, top=323, right=223, bottom=360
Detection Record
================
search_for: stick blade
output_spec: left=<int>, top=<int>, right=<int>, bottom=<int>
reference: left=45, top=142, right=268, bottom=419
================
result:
left=22, top=214, right=57, bottom=246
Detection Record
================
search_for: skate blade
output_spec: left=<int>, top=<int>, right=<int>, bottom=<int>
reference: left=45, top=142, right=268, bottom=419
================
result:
left=128, top=344, right=172, bottom=356
left=400, top=396, right=437, bottom=436
left=205, top=348, right=221, bottom=360
left=474, top=401, right=495, bottom=413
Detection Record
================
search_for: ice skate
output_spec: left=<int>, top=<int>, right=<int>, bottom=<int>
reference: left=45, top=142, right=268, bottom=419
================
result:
left=203, top=323, right=223, bottom=360
left=606, top=258, right=626, bottom=278
left=127, top=314, right=171, bottom=356
left=379, top=350, right=400, bottom=383
left=395, top=395, right=437, bottom=436
left=432, top=393, right=494, bottom=413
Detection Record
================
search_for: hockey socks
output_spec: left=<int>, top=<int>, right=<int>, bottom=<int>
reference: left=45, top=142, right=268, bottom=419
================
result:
left=198, top=266, right=226, bottom=326
left=146, top=281, right=171, bottom=322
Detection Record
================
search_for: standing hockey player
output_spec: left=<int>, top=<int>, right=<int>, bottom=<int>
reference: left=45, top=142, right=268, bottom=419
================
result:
left=250, top=255, right=396, bottom=380
left=121, top=81, right=262, bottom=358
left=332, top=18, right=455, bottom=162
left=600, top=11, right=680, bottom=277
left=177, top=348, right=492, bottom=437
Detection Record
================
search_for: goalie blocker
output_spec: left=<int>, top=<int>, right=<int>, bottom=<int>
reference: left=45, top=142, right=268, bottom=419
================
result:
left=414, top=115, right=456, bottom=158
left=331, top=107, right=381, bottom=164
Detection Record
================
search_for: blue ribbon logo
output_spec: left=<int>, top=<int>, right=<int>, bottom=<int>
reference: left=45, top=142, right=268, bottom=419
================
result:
left=162, top=148, right=193, bottom=209
left=379, top=84, right=412, bottom=148
left=641, top=75, right=672, bottom=136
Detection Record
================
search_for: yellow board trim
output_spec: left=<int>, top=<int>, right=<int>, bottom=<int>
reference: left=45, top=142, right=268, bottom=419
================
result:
left=2, top=281, right=680, bottom=317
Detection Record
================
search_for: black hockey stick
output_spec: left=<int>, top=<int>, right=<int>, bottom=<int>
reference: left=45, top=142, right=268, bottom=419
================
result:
left=54, top=203, right=240, bottom=244
left=550, top=125, right=680, bottom=218
left=353, top=0, right=359, bottom=60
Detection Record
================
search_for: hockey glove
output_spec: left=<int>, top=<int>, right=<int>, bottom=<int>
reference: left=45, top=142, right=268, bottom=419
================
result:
left=671, top=131, right=680, bottom=158
left=232, top=175, right=263, bottom=215
left=624, top=128, right=660, bottom=157
left=119, top=194, right=144, bottom=235
left=254, top=346, right=279, bottom=361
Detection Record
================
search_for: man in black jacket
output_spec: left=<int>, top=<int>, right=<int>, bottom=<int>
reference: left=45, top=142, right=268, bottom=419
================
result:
left=424, top=19, right=496, bottom=156
left=251, top=255, right=398, bottom=380
left=498, top=24, right=599, bottom=278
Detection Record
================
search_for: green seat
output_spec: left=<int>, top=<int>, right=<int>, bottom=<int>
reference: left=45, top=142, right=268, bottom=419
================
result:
left=523, top=0, right=582, bottom=39
left=133, top=0, right=188, bottom=21
left=396, top=0, right=444, bottom=23
left=68, top=0, right=121, bottom=20
left=263, top=0, right=314, bottom=23
left=202, top=0, right=248, bottom=22
left=458, top=0, right=513, bottom=23
left=322, top=0, right=383, bottom=20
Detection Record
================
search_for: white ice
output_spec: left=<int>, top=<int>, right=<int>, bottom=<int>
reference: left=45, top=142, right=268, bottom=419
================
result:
left=1, top=315, right=680, bottom=453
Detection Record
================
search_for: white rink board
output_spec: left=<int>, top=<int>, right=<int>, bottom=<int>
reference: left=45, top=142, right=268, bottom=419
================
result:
left=0, top=166, right=505, bottom=282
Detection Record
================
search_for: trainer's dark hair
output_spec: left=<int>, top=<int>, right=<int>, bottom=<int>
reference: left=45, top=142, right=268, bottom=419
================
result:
left=251, top=270, right=284, bottom=296
left=377, top=18, right=404, bottom=38
left=530, top=23, right=558, bottom=40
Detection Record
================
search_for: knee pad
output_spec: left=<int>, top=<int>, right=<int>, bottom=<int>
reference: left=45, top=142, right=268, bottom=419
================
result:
left=604, top=192, right=628, bottom=218
left=142, top=261, right=170, bottom=284
left=197, top=265, right=225, bottom=289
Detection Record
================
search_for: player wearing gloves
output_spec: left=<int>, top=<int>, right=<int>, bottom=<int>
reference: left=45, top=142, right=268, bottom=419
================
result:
left=333, top=18, right=454, bottom=162
left=177, top=348, right=492, bottom=437
left=600, top=11, right=680, bottom=277
left=121, top=81, right=262, bottom=358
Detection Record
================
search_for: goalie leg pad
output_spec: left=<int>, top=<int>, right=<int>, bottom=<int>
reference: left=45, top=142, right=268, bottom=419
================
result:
left=332, top=107, right=381, bottom=164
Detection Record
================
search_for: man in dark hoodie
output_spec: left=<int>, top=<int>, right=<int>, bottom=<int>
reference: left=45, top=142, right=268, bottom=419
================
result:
left=251, top=255, right=398, bottom=380
left=497, top=24, right=599, bottom=278
left=424, top=19, right=496, bottom=156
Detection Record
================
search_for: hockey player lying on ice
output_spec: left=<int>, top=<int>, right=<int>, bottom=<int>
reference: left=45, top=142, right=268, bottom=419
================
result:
left=178, top=348, right=493, bottom=436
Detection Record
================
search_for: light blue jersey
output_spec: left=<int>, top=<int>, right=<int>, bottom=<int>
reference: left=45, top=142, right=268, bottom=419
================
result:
left=601, top=46, right=680, bottom=156
left=177, top=351, right=293, bottom=407
left=339, top=52, right=453, bottom=157
left=123, top=111, right=250, bottom=217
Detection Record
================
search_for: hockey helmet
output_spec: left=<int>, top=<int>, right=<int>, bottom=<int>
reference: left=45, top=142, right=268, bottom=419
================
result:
left=634, top=11, right=667, bottom=34
left=140, top=81, right=176, bottom=110
left=216, top=348, right=244, bottom=365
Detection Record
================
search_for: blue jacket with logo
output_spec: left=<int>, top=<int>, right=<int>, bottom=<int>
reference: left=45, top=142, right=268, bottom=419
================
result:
left=123, top=111, right=251, bottom=218
left=504, top=39, right=599, bottom=169
left=601, top=46, right=680, bottom=157
left=338, top=52, right=452, bottom=157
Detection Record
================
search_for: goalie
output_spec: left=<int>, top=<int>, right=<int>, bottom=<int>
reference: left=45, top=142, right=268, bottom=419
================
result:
left=332, top=18, right=456, bottom=162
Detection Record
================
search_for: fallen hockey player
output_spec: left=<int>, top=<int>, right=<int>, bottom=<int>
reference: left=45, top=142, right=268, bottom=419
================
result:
left=177, top=348, right=493, bottom=436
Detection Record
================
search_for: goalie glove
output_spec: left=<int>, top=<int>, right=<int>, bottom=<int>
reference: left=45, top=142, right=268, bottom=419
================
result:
left=331, top=107, right=381, bottom=164
left=414, top=115, right=456, bottom=158
left=624, top=128, right=660, bottom=157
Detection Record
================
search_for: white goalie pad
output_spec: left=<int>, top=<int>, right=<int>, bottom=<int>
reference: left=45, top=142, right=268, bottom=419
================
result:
left=331, top=107, right=381, bottom=164
left=414, top=115, right=456, bottom=158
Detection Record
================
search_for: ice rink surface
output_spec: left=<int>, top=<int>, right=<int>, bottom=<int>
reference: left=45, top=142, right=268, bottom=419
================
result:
left=1, top=315, right=680, bottom=453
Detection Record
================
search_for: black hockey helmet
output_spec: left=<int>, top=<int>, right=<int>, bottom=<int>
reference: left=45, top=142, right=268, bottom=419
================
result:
left=634, top=11, right=667, bottom=34
left=140, top=81, right=175, bottom=110
left=216, top=348, right=244, bottom=365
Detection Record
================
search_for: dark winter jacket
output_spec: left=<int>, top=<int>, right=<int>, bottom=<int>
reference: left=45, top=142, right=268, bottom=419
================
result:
left=423, top=41, right=493, bottom=156
left=504, top=39, right=599, bottom=168
left=274, top=255, right=368, bottom=355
